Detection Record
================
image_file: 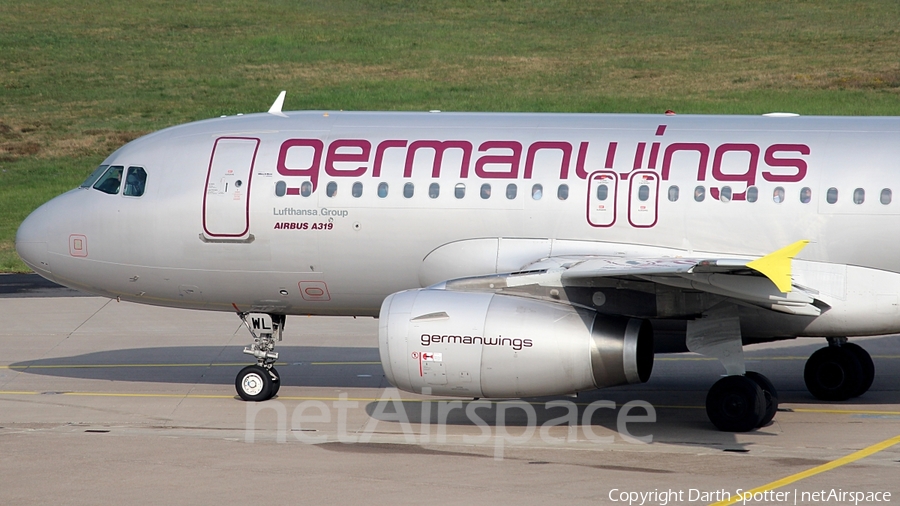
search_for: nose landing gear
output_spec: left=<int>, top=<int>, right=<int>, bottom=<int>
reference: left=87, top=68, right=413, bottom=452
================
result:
left=234, top=312, right=285, bottom=401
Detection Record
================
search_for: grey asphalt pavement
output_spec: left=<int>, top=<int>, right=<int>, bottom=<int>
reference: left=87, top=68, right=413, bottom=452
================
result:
left=1, top=293, right=898, bottom=505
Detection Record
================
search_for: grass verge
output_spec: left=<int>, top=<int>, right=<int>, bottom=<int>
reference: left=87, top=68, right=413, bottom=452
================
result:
left=2, top=0, right=899, bottom=271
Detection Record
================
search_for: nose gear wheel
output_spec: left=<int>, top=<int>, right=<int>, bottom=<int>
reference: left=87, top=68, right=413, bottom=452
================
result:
left=236, top=365, right=273, bottom=401
left=233, top=311, right=285, bottom=401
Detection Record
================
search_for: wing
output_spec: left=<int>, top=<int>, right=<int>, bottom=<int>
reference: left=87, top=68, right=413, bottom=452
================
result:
left=433, top=240, right=827, bottom=317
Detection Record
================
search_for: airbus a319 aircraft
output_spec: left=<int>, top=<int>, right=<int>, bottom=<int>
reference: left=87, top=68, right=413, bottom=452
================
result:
left=16, top=92, right=899, bottom=432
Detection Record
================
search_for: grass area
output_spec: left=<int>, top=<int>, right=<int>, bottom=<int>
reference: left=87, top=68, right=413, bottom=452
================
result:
left=2, top=0, right=899, bottom=271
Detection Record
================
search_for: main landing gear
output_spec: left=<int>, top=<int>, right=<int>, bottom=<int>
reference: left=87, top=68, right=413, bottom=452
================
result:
left=686, top=310, right=780, bottom=432
left=704, top=337, right=876, bottom=431
left=234, top=312, right=285, bottom=401
left=804, top=338, right=875, bottom=401
left=705, top=371, right=779, bottom=432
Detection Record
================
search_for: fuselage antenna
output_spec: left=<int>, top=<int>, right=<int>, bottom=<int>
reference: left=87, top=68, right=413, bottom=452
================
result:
left=268, top=91, right=287, bottom=117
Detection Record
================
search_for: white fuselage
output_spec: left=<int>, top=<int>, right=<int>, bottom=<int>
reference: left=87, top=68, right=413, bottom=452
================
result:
left=15, top=111, right=900, bottom=339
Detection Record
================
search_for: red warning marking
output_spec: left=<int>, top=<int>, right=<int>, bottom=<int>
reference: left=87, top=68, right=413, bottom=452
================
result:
left=413, top=351, right=442, bottom=377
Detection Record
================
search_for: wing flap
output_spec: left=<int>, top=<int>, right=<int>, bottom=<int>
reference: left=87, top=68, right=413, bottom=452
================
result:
left=560, top=240, right=810, bottom=294
left=436, top=241, right=823, bottom=317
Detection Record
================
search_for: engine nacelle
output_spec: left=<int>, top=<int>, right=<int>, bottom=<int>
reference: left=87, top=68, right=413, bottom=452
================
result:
left=378, top=289, right=653, bottom=398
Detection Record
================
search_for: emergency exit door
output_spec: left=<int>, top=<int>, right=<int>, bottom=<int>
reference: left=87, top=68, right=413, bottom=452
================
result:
left=627, top=171, right=659, bottom=228
left=586, top=171, right=618, bottom=227
left=202, top=137, right=260, bottom=238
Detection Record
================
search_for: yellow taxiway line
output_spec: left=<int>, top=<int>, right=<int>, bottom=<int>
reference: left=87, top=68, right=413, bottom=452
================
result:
left=0, top=361, right=377, bottom=369
left=657, top=355, right=900, bottom=361
left=710, top=434, right=900, bottom=506
left=0, top=363, right=289, bottom=369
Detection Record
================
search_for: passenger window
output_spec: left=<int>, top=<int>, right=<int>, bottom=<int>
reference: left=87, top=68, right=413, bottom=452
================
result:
left=881, top=188, right=892, bottom=205
left=275, top=181, right=287, bottom=197
left=693, top=185, right=705, bottom=202
left=853, top=188, right=865, bottom=204
left=123, top=167, right=147, bottom=197
left=746, top=186, right=758, bottom=203
left=506, top=183, right=517, bottom=200
left=454, top=183, right=465, bottom=199
left=403, top=182, right=414, bottom=198
left=301, top=181, right=312, bottom=197
left=377, top=182, right=389, bottom=198
left=596, top=184, right=608, bottom=201
left=667, top=185, right=678, bottom=202
left=638, top=184, right=650, bottom=202
left=558, top=184, right=569, bottom=200
left=93, top=165, right=124, bottom=195
left=773, top=187, right=785, bottom=203
left=532, top=184, right=543, bottom=200
left=480, top=183, right=492, bottom=199
left=800, top=187, right=811, bottom=204
left=81, top=165, right=109, bottom=188
left=428, top=183, right=440, bottom=199
left=826, top=187, right=838, bottom=204
left=352, top=182, right=363, bottom=198
left=326, top=182, right=337, bottom=198
left=719, top=186, right=731, bottom=203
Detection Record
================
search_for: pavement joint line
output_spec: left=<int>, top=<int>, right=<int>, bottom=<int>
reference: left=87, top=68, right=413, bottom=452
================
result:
left=657, top=355, right=900, bottom=361
left=709, top=434, right=900, bottom=506
left=7, top=356, right=900, bottom=370
left=0, top=363, right=289, bottom=369
left=0, top=391, right=898, bottom=416
left=309, top=361, right=381, bottom=365
left=2, top=356, right=898, bottom=370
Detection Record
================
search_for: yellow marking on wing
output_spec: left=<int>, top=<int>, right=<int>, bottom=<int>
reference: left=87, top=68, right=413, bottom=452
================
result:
left=745, top=240, right=809, bottom=293
left=709, top=434, right=900, bottom=506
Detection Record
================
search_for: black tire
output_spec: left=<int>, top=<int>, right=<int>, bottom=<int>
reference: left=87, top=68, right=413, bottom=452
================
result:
left=236, top=365, right=273, bottom=402
left=804, top=346, right=864, bottom=401
left=706, top=375, right=766, bottom=432
left=269, top=367, right=281, bottom=397
left=842, top=343, right=874, bottom=397
left=744, top=371, right=778, bottom=427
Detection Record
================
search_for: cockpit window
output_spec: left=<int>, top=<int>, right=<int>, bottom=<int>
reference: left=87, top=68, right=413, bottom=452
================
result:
left=81, top=165, right=109, bottom=189
left=93, top=165, right=124, bottom=195
left=123, top=167, right=147, bottom=197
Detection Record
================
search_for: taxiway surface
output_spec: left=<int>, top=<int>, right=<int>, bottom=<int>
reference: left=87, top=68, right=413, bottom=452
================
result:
left=1, top=276, right=898, bottom=505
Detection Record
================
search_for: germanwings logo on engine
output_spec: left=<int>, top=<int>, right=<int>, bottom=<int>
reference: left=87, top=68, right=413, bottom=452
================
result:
left=421, top=333, right=534, bottom=351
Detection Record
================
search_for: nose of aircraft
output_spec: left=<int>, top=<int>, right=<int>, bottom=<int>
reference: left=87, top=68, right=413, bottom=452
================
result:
left=16, top=202, right=54, bottom=279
